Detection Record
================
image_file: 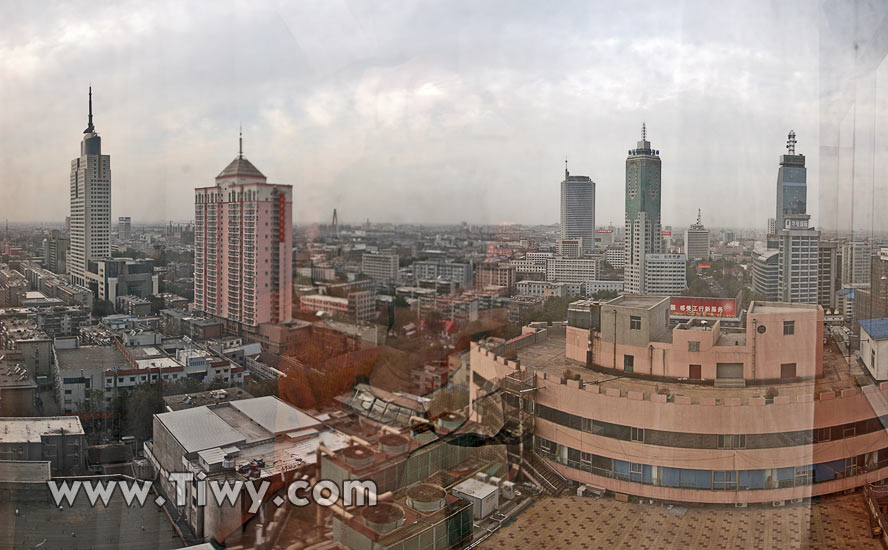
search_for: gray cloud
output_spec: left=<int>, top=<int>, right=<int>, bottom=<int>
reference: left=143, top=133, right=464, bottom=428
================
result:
left=0, top=0, right=826, bottom=229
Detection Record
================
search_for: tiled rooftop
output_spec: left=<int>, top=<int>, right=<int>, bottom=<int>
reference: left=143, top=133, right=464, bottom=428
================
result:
left=477, top=493, right=876, bottom=549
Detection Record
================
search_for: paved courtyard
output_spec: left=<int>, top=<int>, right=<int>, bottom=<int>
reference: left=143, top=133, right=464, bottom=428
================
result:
left=478, top=493, right=880, bottom=549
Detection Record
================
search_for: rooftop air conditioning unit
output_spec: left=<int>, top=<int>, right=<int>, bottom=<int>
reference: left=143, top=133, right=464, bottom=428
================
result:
left=734, top=502, right=747, bottom=508
left=772, top=500, right=785, bottom=507
left=791, top=498, right=804, bottom=504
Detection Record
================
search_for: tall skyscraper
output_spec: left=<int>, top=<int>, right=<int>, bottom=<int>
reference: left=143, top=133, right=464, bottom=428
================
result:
left=684, top=209, right=710, bottom=261
left=68, top=87, right=111, bottom=288
left=118, top=216, right=132, bottom=241
left=775, top=130, right=807, bottom=231
left=841, top=240, right=872, bottom=288
left=43, top=229, right=69, bottom=274
left=560, top=163, right=595, bottom=254
left=818, top=240, right=839, bottom=310
left=775, top=132, right=819, bottom=304
left=624, top=124, right=664, bottom=294
left=777, top=214, right=820, bottom=304
left=193, top=133, right=293, bottom=327
left=753, top=249, right=780, bottom=300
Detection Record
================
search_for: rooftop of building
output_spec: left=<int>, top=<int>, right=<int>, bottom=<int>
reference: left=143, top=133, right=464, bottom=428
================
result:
left=155, top=405, right=245, bottom=454
left=860, top=318, right=888, bottom=340
left=0, top=476, right=180, bottom=550
left=341, top=485, right=473, bottom=546
left=0, top=361, right=37, bottom=389
left=56, top=345, right=128, bottom=373
left=126, top=345, right=166, bottom=360
left=216, top=154, right=265, bottom=179
left=117, top=295, right=151, bottom=303
left=0, top=416, right=84, bottom=443
left=0, top=460, right=51, bottom=482
left=510, top=333, right=865, bottom=402
left=748, top=301, right=822, bottom=314
left=476, top=493, right=872, bottom=550
left=155, top=396, right=352, bottom=476
left=163, top=388, right=255, bottom=411
left=0, top=319, right=49, bottom=341
left=302, top=294, right=349, bottom=305
left=134, top=357, right=182, bottom=370
left=604, top=295, right=670, bottom=310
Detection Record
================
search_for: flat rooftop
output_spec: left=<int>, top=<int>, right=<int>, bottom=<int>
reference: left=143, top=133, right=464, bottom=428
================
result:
left=156, top=396, right=352, bottom=477
left=128, top=345, right=166, bottom=360
left=136, top=357, right=181, bottom=370
left=0, top=483, right=180, bottom=550
left=155, top=406, right=245, bottom=454
left=0, top=460, right=50, bottom=482
left=56, top=346, right=128, bottom=374
left=0, top=362, right=36, bottom=389
left=606, top=295, right=669, bottom=309
left=0, top=417, right=84, bottom=443
left=477, top=493, right=874, bottom=550
left=230, top=396, right=322, bottom=435
left=515, top=335, right=865, bottom=402
left=164, top=388, right=254, bottom=411
left=749, top=301, right=822, bottom=314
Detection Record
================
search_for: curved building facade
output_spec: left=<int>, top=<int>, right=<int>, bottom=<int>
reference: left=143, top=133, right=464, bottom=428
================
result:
left=469, top=297, right=888, bottom=504
left=560, top=170, right=596, bottom=254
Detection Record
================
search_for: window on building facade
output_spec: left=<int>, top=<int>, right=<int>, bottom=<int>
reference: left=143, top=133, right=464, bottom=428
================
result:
left=688, top=341, right=700, bottom=352
left=630, top=315, right=641, bottom=330
left=784, top=320, right=795, bottom=335
left=717, top=434, right=746, bottom=449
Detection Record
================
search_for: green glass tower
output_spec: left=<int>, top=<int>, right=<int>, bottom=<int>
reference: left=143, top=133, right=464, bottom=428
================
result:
left=624, top=124, right=663, bottom=294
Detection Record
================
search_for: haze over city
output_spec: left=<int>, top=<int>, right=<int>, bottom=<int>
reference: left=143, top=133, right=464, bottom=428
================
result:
left=4, top=2, right=888, bottom=549
left=0, top=0, right=829, bottom=228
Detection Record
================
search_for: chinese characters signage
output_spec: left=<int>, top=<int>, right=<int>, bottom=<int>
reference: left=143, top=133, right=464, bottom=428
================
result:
left=670, top=297, right=738, bottom=318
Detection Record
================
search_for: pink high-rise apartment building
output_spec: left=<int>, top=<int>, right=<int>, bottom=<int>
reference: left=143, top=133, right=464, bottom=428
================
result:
left=194, top=138, right=292, bottom=328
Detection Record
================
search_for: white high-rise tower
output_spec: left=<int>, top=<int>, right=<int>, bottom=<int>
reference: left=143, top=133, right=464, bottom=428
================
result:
left=68, top=87, right=111, bottom=288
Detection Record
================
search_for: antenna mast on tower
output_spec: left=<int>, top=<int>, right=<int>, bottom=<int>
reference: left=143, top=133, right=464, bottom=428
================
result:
left=786, top=130, right=797, bottom=155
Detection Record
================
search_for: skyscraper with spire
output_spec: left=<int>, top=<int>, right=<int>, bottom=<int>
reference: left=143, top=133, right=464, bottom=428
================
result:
left=624, top=124, right=678, bottom=294
left=68, top=87, right=111, bottom=288
left=193, top=131, right=293, bottom=328
left=776, top=131, right=819, bottom=304
left=775, top=130, right=807, bottom=232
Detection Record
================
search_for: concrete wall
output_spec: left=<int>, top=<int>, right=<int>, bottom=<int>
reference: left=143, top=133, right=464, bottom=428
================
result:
left=0, top=386, right=35, bottom=416
left=17, top=339, right=53, bottom=377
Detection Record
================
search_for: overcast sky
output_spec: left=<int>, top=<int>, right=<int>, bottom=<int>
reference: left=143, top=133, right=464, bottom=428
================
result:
left=0, top=1, right=833, bottom=229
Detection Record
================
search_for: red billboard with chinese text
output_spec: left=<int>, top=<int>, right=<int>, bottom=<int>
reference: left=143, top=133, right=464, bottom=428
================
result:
left=670, top=296, right=739, bottom=318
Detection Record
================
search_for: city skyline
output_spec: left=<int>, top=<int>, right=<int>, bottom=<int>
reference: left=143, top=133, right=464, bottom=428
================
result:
left=0, top=1, right=828, bottom=229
